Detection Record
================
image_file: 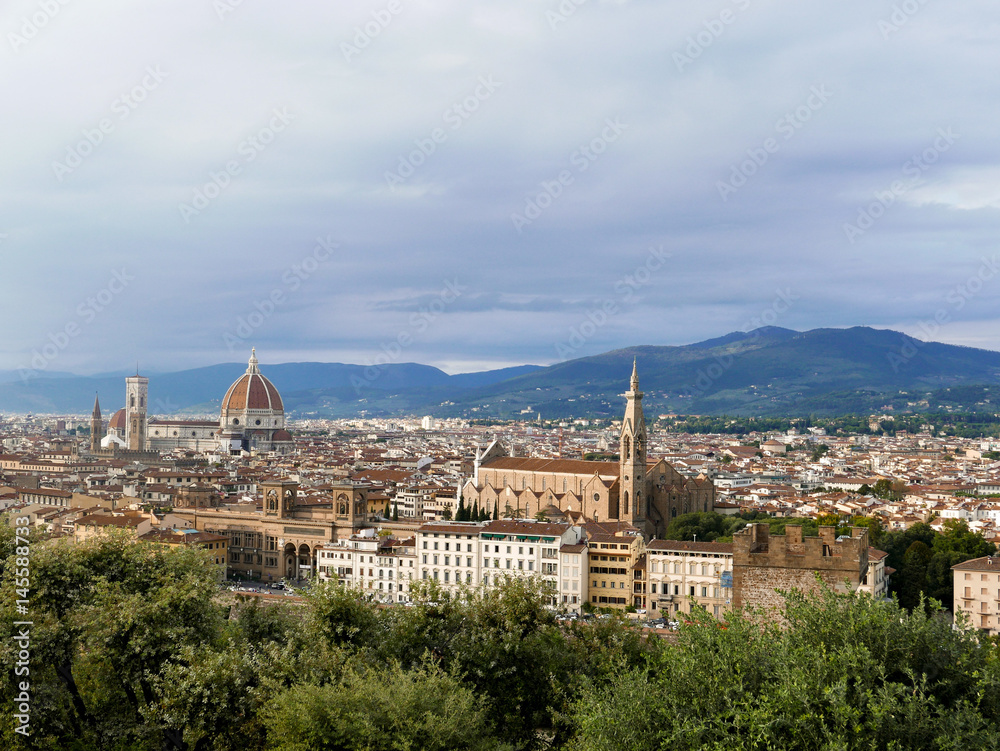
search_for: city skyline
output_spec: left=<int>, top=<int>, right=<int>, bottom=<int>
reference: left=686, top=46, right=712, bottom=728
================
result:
left=3, top=1, right=999, bottom=376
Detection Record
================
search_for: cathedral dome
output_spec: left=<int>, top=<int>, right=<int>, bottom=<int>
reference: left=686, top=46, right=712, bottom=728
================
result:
left=108, top=408, right=127, bottom=430
left=221, top=349, right=284, bottom=412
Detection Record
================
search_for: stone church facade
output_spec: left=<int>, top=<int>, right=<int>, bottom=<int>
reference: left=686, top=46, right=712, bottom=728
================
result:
left=461, top=362, right=715, bottom=538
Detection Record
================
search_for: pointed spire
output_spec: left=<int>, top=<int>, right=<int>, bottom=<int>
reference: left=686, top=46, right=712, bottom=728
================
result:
left=92, top=393, right=101, bottom=419
left=630, top=357, right=639, bottom=390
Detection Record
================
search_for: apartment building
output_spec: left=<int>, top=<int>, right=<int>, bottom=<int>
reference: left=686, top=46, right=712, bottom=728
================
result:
left=411, top=519, right=585, bottom=607
left=585, top=525, right=645, bottom=610
left=646, top=539, right=733, bottom=619
left=952, top=556, right=1000, bottom=635
left=315, top=530, right=417, bottom=603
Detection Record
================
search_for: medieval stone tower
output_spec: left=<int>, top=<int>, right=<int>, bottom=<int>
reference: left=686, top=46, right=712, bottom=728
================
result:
left=619, top=358, right=647, bottom=526
left=90, top=393, right=104, bottom=453
left=125, top=373, right=148, bottom=451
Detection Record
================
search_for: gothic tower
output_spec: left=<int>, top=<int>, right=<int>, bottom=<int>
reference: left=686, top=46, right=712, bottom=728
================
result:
left=619, top=359, right=647, bottom=524
left=125, top=373, right=149, bottom=451
left=90, top=393, right=104, bottom=453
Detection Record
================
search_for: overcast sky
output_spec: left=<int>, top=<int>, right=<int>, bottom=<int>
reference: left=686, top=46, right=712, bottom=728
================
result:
left=3, top=0, right=999, bottom=375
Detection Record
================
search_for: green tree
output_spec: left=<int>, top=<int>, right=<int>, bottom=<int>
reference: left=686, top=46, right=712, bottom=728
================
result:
left=264, top=659, right=498, bottom=751
left=568, top=586, right=1000, bottom=751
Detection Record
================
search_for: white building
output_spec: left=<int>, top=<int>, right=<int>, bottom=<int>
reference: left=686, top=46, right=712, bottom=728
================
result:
left=316, top=529, right=417, bottom=603
left=415, top=519, right=586, bottom=608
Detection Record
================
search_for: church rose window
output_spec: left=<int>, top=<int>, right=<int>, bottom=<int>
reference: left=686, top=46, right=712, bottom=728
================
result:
left=232, top=419, right=239, bottom=425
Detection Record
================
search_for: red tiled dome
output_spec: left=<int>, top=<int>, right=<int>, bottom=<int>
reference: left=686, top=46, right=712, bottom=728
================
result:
left=221, top=349, right=283, bottom=412
left=221, top=373, right=283, bottom=411
left=272, top=429, right=293, bottom=441
left=108, top=408, right=126, bottom=430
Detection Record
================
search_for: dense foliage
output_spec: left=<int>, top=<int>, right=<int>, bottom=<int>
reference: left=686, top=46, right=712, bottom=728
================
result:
left=1, top=529, right=998, bottom=750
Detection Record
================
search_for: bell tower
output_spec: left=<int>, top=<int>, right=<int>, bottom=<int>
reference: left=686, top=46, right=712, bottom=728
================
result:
left=262, top=479, right=298, bottom=519
left=125, top=372, right=149, bottom=451
left=619, top=359, right=647, bottom=524
left=90, top=393, right=104, bottom=453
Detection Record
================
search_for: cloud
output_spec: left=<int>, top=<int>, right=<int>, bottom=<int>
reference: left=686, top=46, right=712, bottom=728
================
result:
left=1, top=0, right=999, bottom=374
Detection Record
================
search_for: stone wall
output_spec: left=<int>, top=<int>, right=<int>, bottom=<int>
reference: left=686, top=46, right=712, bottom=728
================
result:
left=733, top=524, right=868, bottom=612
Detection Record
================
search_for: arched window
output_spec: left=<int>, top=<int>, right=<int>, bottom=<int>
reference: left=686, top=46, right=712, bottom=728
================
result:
left=623, top=436, right=631, bottom=460
left=623, top=490, right=629, bottom=515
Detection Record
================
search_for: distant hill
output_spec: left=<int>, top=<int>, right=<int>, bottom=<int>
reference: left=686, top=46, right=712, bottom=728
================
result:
left=0, top=361, right=544, bottom=416
left=4, top=327, right=1000, bottom=418
left=429, top=326, right=1000, bottom=419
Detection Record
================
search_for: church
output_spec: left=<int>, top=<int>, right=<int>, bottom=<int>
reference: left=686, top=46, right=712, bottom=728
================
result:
left=460, top=361, right=715, bottom=538
left=89, top=349, right=294, bottom=456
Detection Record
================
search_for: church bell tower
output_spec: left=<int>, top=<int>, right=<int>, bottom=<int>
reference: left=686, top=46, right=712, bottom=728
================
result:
left=90, top=393, right=104, bottom=453
left=125, top=373, right=149, bottom=451
left=619, top=359, right=647, bottom=523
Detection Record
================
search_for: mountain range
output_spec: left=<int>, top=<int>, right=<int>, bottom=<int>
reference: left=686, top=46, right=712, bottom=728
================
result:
left=3, top=326, right=1000, bottom=419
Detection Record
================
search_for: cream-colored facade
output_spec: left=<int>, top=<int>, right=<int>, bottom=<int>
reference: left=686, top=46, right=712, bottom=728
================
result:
left=316, top=530, right=416, bottom=603
left=646, top=540, right=733, bottom=619
left=953, top=556, right=1000, bottom=635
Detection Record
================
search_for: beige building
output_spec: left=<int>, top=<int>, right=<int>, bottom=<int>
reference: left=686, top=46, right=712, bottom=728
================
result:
left=73, top=512, right=153, bottom=542
left=585, top=522, right=645, bottom=610
left=139, top=528, right=228, bottom=568
left=172, top=478, right=371, bottom=582
left=952, top=556, right=1000, bottom=635
left=646, top=540, right=733, bottom=619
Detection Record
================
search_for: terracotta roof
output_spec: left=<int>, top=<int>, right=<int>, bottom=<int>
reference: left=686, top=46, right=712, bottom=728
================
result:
left=647, top=540, right=733, bottom=554
left=417, top=522, right=484, bottom=535
left=148, top=419, right=219, bottom=427
left=222, top=373, right=283, bottom=412
left=951, top=556, right=1000, bottom=571
left=482, top=519, right=572, bottom=535
left=108, top=409, right=127, bottom=430
left=481, top=457, right=619, bottom=476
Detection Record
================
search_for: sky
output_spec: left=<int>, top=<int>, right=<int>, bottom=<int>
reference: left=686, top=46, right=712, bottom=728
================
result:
left=2, top=0, right=999, bottom=376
